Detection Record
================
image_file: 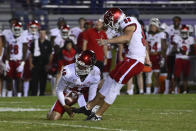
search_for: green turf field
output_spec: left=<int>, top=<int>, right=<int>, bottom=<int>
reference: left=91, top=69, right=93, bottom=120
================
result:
left=0, top=94, right=196, bottom=131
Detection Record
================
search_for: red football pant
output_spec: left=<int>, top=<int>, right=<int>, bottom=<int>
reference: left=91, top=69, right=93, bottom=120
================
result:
left=110, top=57, right=144, bottom=84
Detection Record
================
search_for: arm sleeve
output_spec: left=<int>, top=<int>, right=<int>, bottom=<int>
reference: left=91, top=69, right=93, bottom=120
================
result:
left=56, top=76, right=67, bottom=106
left=50, top=29, right=57, bottom=37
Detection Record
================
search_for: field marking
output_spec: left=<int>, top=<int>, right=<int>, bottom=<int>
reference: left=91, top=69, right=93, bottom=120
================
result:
left=0, top=107, right=48, bottom=112
left=0, top=101, right=29, bottom=104
left=112, top=107, right=194, bottom=112
left=0, top=120, right=136, bottom=131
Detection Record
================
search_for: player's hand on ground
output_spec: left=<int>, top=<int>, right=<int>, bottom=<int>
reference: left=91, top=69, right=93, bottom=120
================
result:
left=64, top=105, right=74, bottom=118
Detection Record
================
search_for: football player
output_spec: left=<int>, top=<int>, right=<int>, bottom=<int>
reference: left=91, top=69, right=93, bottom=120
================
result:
left=73, top=8, right=146, bottom=121
left=23, top=20, right=40, bottom=97
left=50, top=17, right=66, bottom=46
left=164, top=16, right=181, bottom=94
left=173, top=25, right=194, bottom=94
left=5, top=22, right=28, bottom=97
left=47, top=50, right=100, bottom=120
left=146, top=18, right=167, bottom=94
left=70, top=17, right=86, bottom=41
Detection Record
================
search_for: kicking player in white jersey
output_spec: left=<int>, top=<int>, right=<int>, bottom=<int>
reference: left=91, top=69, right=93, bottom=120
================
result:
left=47, top=50, right=101, bottom=120
left=73, top=8, right=147, bottom=121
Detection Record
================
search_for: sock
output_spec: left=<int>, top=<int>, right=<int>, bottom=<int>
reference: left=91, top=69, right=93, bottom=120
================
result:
left=175, top=87, right=178, bottom=94
left=153, top=87, right=159, bottom=94
left=7, top=91, right=13, bottom=97
left=146, top=87, right=151, bottom=94
left=127, top=84, right=134, bottom=95
left=139, top=88, right=144, bottom=94
left=17, top=92, right=22, bottom=97
left=23, top=81, right=29, bottom=97
left=164, top=79, right=169, bottom=94
left=2, top=80, right=7, bottom=97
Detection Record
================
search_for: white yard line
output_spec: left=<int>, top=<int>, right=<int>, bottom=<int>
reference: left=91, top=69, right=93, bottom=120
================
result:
left=0, top=120, right=136, bottom=131
left=112, top=107, right=194, bottom=112
left=0, top=101, right=29, bottom=104
left=0, top=107, right=48, bottom=112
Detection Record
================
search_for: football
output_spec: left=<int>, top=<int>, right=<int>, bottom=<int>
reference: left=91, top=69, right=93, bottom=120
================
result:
left=64, top=91, right=79, bottom=106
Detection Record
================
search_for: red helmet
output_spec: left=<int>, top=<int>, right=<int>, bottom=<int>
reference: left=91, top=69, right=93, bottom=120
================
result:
left=75, top=50, right=96, bottom=76
left=28, top=20, right=40, bottom=35
left=12, top=22, right=23, bottom=37
left=104, top=8, right=126, bottom=31
left=180, top=25, right=189, bottom=39
left=61, top=25, right=70, bottom=39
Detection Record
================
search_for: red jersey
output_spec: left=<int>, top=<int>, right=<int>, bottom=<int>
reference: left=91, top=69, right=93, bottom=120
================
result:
left=83, top=28, right=107, bottom=61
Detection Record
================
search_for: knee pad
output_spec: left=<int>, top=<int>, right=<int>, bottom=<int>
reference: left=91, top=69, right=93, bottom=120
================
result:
left=146, top=72, right=152, bottom=84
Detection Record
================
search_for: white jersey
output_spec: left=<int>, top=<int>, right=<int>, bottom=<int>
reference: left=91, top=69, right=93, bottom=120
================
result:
left=165, top=25, right=181, bottom=55
left=173, top=35, right=194, bottom=59
left=54, top=35, right=65, bottom=48
left=23, top=30, right=39, bottom=59
left=7, top=34, right=28, bottom=61
left=2, top=29, right=13, bottom=42
left=146, top=32, right=166, bottom=53
left=50, top=27, right=61, bottom=37
left=70, top=27, right=82, bottom=40
left=119, top=16, right=146, bottom=63
left=56, top=63, right=101, bottom=106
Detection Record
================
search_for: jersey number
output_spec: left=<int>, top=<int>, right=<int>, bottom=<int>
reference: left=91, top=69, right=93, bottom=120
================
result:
left=9, top=45, right=19, bottom=55
left=62, top=69, right=66, bottom=76
left=152, top=42, right=158, bottom=51
left=123, top=18, right=131, bottom=23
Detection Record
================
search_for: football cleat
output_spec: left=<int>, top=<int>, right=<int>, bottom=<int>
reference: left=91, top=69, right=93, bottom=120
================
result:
left=85, top=113, right=102, bottom=121
left=72, top=106, right=92, bottom=116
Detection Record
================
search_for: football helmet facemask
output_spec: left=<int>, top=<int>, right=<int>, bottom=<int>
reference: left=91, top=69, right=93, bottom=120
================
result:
left=180, top=25, right=189, bottom=39
left=28, top=20, right=40, bottom=35
left=61, top=25, right=70, bottom=39
left=104, top=8, right=126, bottom=31
left=12, top=22, right=23, bottom=37
left=75, top=50, right=96, bottom=76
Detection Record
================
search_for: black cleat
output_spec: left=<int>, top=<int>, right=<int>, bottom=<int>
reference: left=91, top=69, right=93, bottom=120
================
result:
left=72, top=106, right=92, bottom=116
left=85, top=113, right=102, bottom=121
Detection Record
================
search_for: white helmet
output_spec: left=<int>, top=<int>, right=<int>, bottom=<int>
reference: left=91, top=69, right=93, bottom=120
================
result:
left=150, top=17, right=160, bottom=28
left=12, top=22, right=23, bottom=37
left=104, top=8, right=126, bottom=31
left=61, top=25, right=70, bottom=39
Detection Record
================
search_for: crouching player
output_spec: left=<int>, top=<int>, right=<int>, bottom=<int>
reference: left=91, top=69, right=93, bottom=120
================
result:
left=47, top=50, right=101, bottom=120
